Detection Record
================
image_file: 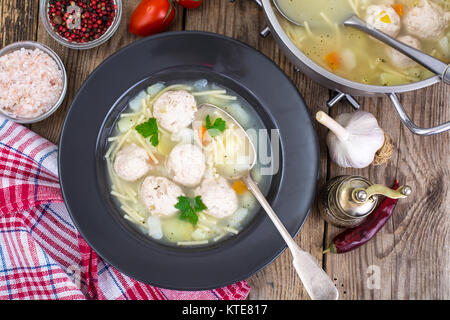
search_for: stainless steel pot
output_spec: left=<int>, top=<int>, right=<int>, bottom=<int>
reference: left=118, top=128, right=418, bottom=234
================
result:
left=256, top=0, right=449, bottom=135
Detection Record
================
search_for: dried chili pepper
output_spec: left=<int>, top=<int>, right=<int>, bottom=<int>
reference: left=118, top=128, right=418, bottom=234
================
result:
left=324, top=180, right=400, bottom=254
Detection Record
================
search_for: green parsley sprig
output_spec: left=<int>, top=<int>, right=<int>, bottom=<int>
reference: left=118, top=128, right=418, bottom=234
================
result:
left=135, top=118, right=159, bottom=146
left=205, top=115, right=226, bottom=137
left=175, top=196, right=207, bottom=226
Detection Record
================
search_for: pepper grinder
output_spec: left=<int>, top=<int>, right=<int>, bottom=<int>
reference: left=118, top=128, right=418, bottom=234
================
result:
left=319, top=175, right=412, bottom=228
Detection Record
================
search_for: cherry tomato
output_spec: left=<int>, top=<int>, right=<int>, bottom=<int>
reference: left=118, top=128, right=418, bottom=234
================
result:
left=176, top=0, right=203, bottom=9
left=129, top=0, right=176, bottom=37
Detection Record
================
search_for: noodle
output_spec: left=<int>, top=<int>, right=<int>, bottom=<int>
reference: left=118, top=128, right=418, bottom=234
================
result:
left=111, top=190, right=134, bottom=201
left=211, top=94, right=237, bottom=101
left=225, top=226, right=239, bottom=234
left=105, top=143, right=116, bottom=158
left=132, top=130, right=159, bottom=164
left=197, top=224, right=211, bottom=231
left=109, top=129, right=133, bottom=159
left=121, top=203, right=145, bottom=222
left=213, top=233, right=227, bottom=242
left=121, top=186, right=137, bottom=201
left=303, top=21, right=315, bottom=39
left=319, top=12, right=334, bottom=27
left=192, top=90, right=226, bottom=96
left=177, top=240, right=209, bottom=246
left=120, top=113, right=137, bottom=118
left=199, top=213, right=218, bottom=225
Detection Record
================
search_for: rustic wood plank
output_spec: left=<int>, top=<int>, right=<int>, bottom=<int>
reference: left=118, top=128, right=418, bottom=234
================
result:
left=325, top=82, right=449, bottom=299
left=390, top=84, right=449, bottom=299
left=30, top=0, right=184, bottom=143
left=0, top=0, right=39, bottom=46
left=185, top=0, right=330, bottom=300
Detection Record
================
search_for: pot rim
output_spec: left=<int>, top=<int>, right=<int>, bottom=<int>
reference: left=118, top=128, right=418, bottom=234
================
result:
left=261, top=0, right=441, bottom=94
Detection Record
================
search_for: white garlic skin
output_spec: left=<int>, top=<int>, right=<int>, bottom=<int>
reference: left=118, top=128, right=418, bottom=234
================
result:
left=327, top=112, right=385, bottom=168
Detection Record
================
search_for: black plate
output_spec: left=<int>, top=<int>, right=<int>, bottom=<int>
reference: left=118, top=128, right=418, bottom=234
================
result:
left=59, top=31, right=319, bottom=290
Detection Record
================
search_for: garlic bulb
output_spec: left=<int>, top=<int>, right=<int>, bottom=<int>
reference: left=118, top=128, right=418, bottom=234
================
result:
left=316, top=111, right=385, bottom=168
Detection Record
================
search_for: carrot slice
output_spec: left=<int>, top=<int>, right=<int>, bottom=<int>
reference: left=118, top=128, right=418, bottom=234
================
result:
left=325, top=51, right=340, bottom=70
left=392, top=4, right=404, bottom=16
left=199, top=126, right=208, bottom=145
left=201, top=126, right=207, bottom=141
left=232, top=180, right=248, bottom=195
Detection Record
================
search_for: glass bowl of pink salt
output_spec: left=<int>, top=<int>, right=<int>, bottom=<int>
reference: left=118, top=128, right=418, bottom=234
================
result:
left=0, top=41, right=67, bottom=124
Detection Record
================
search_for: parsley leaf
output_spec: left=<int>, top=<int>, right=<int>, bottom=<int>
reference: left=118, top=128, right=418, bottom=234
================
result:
left=135, top=118, right=159, bottom=146
left=174, top=196, right=191, bottom=212
left=193, top=196, right=207, bottom=212
left=175, top=196, right=197, bottom=225
left=175, top=195, right=207, bottom=226
left=205, top=115, right=226, bottom=137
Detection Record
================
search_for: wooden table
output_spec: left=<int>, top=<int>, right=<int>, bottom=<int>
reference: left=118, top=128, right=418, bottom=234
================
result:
left=1, top=0, right=448, bottom=300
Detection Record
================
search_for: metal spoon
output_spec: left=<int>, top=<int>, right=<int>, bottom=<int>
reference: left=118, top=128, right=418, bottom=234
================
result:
left=194, top=103, right=339, bottom=300
left=272, top=0, right=450, bottom=84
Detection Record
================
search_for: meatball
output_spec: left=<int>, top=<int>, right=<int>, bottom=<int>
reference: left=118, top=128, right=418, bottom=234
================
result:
left=365, top=5, right=401, bottom=37
left=195, top=176, right=238, bottom=218
left=113, top=143, right=151, bottom=181
left=386, top=35, right=421, bottom=68
left=140, top=176, right=184, bottom=217
left=167, top=144, right=206, bottom=187
left=404, top=0, right=449, bottom=40
left=153, top=90, right=197, bottom=133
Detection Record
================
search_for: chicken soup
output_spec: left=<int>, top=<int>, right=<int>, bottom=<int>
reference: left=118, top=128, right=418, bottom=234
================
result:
left=104, top=80, right=272, bottom=247
left=277, top=0, right=450, bottom=85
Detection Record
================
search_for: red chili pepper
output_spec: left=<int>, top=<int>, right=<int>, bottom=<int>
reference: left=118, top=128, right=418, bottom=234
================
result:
left=324, top=180, right=400, bottom=254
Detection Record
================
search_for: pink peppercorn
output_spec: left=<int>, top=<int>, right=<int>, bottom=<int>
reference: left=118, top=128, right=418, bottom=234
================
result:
left=48, top=0, right=116, bottom=44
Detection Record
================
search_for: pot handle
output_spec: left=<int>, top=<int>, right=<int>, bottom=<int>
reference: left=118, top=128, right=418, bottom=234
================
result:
left=388, top=93, right=450, bottom=136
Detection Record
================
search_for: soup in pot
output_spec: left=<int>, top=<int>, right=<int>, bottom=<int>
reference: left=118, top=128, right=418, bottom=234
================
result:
left=277, top=0, right=450, bottom=85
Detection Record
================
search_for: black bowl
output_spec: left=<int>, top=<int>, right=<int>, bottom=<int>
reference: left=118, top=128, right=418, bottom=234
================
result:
left=59, top=31, right=319, bottom=290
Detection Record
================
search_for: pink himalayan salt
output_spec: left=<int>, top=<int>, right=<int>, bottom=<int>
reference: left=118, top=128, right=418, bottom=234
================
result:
left=0, top=48, right=63, bottom=119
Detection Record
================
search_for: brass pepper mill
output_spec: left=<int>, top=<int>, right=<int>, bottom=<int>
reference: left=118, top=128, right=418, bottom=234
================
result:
left=319, top=175, right=412, bottom=228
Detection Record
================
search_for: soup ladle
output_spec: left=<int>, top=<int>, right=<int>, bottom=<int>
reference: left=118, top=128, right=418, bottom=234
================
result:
left=194, top=103, right=339, bottom=300
left=272, top=0, right=450, bottom=84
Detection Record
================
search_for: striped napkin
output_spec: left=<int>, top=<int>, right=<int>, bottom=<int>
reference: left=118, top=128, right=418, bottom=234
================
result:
left=0, top=116, right=250, bottom=300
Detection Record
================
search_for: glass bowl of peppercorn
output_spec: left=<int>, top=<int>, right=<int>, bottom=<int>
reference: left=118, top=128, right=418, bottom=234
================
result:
left=40, top=0, right=122, bottom=50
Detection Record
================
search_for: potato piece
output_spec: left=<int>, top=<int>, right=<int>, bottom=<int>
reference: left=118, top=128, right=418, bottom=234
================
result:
left=147, top=82, right=166, bottom=97
left=147, top=216, right=163, bottom=240
left=129, top=91, right=147, bottom=112
left=117, top=117, right=136, bottom=133
left=162, top=219, right=194, bottom=242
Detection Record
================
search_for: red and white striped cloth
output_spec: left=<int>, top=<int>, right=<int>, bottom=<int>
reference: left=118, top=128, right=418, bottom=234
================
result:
left=0, top=116, right=250, bottom=300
